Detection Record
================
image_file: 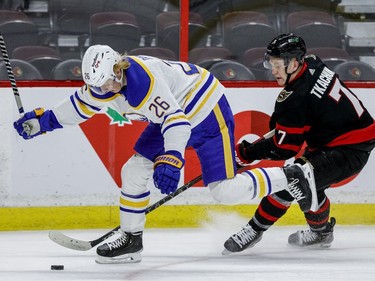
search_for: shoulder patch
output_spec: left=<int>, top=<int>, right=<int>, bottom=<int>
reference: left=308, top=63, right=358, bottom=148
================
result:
left=126, top=57, right=153, bottom=108
left=277, top=90, right=293, bottom=102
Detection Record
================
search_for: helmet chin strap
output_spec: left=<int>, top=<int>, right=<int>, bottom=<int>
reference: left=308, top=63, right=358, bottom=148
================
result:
left=115, top=70, right=125, bottom=87
left=283, top=62, right=301, bottom=86
left=284, top=67, right=292, bottom=86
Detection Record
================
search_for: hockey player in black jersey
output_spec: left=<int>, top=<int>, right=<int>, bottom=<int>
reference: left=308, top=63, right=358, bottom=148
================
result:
left=224, top=33, right=375, bottom=253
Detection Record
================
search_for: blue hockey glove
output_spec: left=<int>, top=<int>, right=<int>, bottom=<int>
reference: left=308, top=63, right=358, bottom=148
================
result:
left=153, top=150, right=185, bottom=194
left=13, top=108, right=63, bottom=140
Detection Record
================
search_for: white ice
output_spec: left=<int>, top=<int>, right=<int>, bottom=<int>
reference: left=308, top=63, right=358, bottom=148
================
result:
left=1, top=214, right=374, bottom=281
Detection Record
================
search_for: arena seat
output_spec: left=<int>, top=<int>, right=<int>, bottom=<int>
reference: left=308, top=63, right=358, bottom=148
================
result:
left=0, top=10, right=39, bottom=56
left=0, top=59, right=43, bottom=80
left=307, top=47, right=352, bottom=69
left=104, top=0, right=166, bottom=46
left=51, top=59, right=83, bottom=81
left=156, top=11, right=208, bottom=56
left=189, top=47, right=234, bottom=65
left=207, top=60, right=256, bottom=81
left=241, top=47, right=268, bottom=80
left=222, top=11, right=277, bottom=57
left=287, top=10, right=343, bottom=48
left=12, top=46, right=63, bottom=79
left=129, top=47, right=178, bottom=60
left=89, top=11, right=142, bottom=54
left=333, top=61, right=375, bottom=81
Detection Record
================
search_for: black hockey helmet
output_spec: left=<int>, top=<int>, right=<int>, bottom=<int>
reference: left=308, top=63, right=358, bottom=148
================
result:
left=264, top=33, right=306, bottom=69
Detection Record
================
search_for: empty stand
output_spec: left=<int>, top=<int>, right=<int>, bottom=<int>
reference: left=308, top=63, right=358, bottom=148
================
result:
left=207, top=60, right=256, bottom=80
left=307, top=47, right=352, bottom=69
left=89, top=12, right=142, bottom=53
left=0, top=0, right=25, bottom=10
left=287, top=10, right=342, bottom=48
left=333, top=60, right=375, bottom=81
left=0, top=10, right=39, bottom=55
left=12, top=46, right=63, bottom=79
left=283, top=0, right=341, bottom=13
left=128, top=47, right=177, bottom=60
left=241, top=47, right=268, bottom=80
left=51, top=59, right=83, bottom=81
left=0, top=59, right=43, bottom=80
left=229, top=0, right=278, bottom=27
left=344, top=22, right=375, bottom=56
left=156, top=11, right=209, bottom=55
left=167, top=0, right=233, bottom=38
left=222, top=11, right=277, bottom=58
left=104, top=0, right=166, bottom=45
left=189, top=47, right=234, bottom=65
left=49, top=0, right=107, bottom=57
left=49, top=0, right=106, bottom=35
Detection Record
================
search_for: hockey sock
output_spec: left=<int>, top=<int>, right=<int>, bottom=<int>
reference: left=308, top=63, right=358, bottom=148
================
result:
left=304, top=197, right=331, bottom=231
left=249, top=190, right=293, bottom=231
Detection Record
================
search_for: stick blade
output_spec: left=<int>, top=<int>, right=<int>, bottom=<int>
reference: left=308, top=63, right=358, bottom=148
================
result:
left=95, top=252, right=142, bottom=264
left=48, top=231, right=92, bottom=251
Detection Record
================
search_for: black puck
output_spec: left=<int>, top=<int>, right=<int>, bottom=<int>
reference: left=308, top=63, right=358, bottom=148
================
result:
left=51, top=265, right=64, bottom=270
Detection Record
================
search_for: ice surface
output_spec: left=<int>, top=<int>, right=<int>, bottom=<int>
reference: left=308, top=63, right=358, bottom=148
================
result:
left=1, top=214, right=374, bottom=281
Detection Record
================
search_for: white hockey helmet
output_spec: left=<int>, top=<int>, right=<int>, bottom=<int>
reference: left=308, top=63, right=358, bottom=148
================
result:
left=82, top=45, right=122, bottom=87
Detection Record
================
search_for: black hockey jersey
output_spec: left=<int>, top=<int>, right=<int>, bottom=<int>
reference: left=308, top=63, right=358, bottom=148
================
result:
left=254, top=55, right=375, bottom=160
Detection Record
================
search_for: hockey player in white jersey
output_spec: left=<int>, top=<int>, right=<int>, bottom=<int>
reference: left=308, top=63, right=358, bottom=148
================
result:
left=14, top=45, right=317, bottom=264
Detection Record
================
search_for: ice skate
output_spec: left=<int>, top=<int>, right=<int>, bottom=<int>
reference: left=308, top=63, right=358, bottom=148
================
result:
left=284, top=163, right=318, bottom=212
left=222, top=224, right=263, bottom=255
left=95, top=231, right=143, bottom=264
left=288, top=217, right=336, bottom=248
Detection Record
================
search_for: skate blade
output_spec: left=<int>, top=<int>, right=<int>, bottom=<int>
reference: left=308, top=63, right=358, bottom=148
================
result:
left=221, top=249, right=235, bottom=255
left=288, top=244, right=332, bottom=249
left=95, top=253, right=142, bottom=264
left=288, top=241, right=332, bottom=249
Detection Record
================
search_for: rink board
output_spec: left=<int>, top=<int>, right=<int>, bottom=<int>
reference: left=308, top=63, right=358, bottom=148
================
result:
left=0, top=82, right=374, bottom=229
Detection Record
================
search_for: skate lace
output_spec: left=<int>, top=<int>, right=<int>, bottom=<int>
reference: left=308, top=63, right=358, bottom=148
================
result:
left=107, top=232, right=129, bottom=250
left=300, top=230, right=319, bottom=243
left=232, top=225, right=258, bottom=248
left=288, top=178, right=305, bottom=201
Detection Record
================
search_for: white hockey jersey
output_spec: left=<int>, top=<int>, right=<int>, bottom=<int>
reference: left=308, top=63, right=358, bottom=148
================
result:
left=52, top=55, right=225, bottom=153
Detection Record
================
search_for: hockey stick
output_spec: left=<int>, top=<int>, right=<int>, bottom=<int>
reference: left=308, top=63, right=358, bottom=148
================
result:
left=0, top=32, right=25, bottom=115
left=49, top=129, right=275, bottom=251
left=49, top=173, right=204, bottom=251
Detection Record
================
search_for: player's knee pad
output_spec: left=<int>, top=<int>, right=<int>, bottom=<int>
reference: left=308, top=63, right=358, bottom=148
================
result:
left=208, top=174, right=252, bottom=205
left=209, top=180, right=234, bottom=204
left=121, top=153, right=153, bottom=194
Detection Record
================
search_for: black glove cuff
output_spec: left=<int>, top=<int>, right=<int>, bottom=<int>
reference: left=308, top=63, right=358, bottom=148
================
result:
left=239, top=140, right=256, bottom=162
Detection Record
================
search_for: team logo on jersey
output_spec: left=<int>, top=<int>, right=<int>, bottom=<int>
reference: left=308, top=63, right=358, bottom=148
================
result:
left=124, top=113, right=150, bottom=122
left=277, top=90, right=293, bottom=102
left=104, top=107, right=132, bottom=126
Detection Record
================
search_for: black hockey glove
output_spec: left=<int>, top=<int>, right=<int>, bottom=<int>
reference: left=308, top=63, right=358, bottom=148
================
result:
left=235, top=140, right=256, bottom=166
